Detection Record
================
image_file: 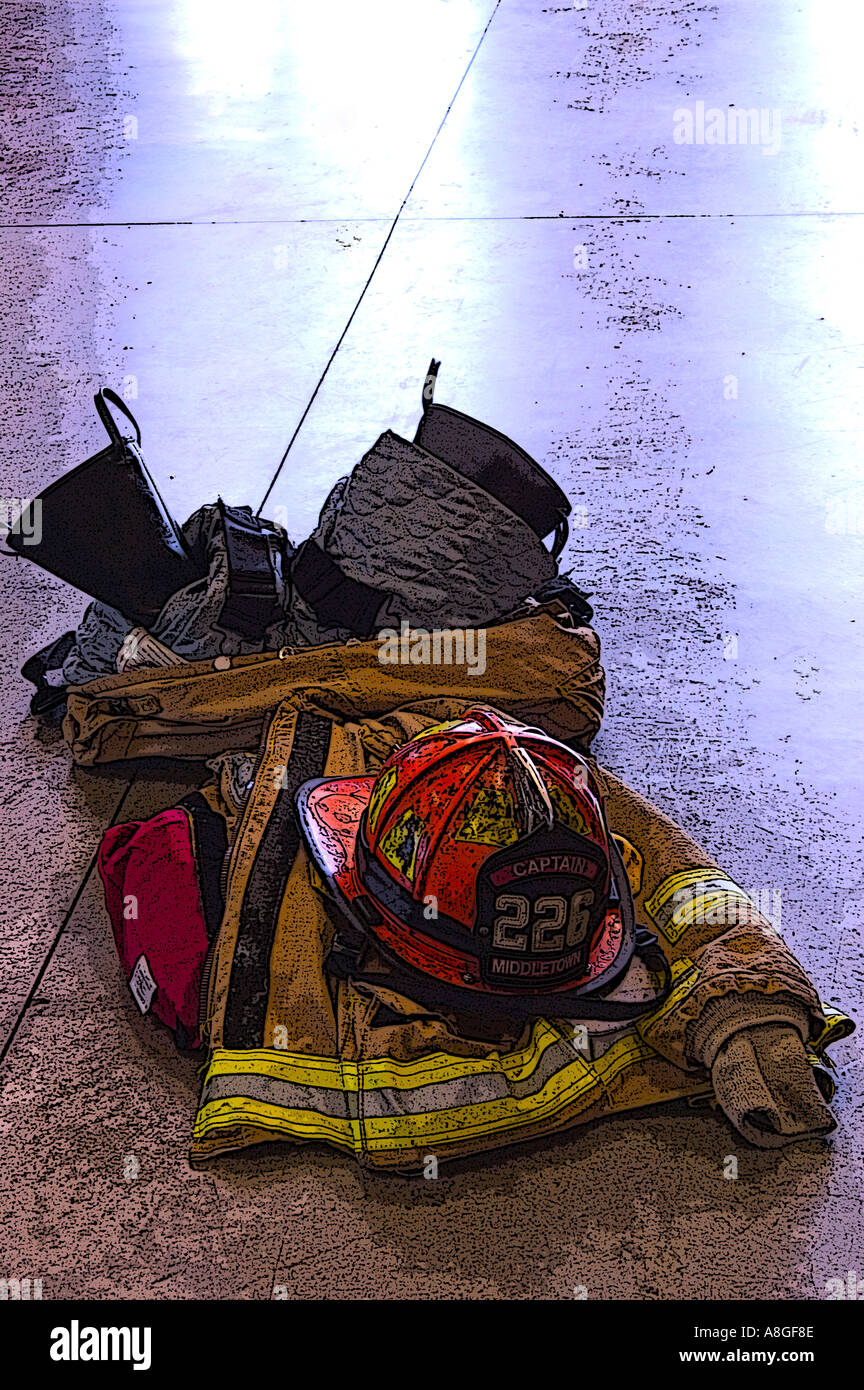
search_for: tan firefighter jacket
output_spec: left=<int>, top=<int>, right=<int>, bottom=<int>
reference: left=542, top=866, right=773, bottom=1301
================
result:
left=63, top=603, right=852, bottom=1170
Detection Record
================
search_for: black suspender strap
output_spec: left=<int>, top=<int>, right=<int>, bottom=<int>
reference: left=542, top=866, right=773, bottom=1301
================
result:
left=217, top=500, right=283, bottom=640
left=222, top=711, right=333, bottom=1048
left=178, top=792, right=229, bottom=942
left=291, top=537, right=388, bottom=639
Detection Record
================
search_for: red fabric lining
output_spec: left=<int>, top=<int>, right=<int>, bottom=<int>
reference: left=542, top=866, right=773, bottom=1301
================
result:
left=98, top=808, right=210, bottom=1047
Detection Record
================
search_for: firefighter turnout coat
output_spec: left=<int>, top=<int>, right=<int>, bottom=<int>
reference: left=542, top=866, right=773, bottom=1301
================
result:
left=69, top=603, right=852, bottom=1169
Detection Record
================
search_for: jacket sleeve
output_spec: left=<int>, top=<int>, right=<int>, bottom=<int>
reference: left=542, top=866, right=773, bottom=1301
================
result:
left=589, top=760, right=827, bottom=1073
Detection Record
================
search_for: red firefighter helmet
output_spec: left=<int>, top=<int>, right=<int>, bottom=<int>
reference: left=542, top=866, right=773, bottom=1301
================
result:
left=296, top=707, right=667, bottom=1017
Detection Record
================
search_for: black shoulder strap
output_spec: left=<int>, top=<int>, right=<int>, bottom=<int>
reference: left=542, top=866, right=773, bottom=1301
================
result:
left=527, top=576, right=593, bottom=625
left=217, top=501, right=283, bottom=640
left=177, top=792, right=229, bottom=941
left=291, top=538, right=387, bottom=639
left=20, top=630, right=77, bottom=715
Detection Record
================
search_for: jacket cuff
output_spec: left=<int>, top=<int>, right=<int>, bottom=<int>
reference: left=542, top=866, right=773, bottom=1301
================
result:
left=687, top=989, right=811, bottom=1071
left=710, top=1023, right=836, bottom=1148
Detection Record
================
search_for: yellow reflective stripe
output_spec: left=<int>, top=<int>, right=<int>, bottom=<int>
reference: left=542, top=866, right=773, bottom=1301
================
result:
left=813, top=1007, right=855, bottom=1051
left=195, top=967, right=854, bottom=1162
left=644, top=867, right=720, bottom=919
left=204, top=1019, right=565, bottom=1093
left=351, top=1021, right=561, bottom=1089
left=194, top=1028, right=650, bottom=1155
left=356, top=1068, right=714, bottom=1148
left=197, top=1069, right=717, bottom=1153
left=593, top=1035, right=655, bottom=1088
left=206, top=1049, right=351, bottom=1091
left=670, top=890, right=758, bottom=930
left=645, top=869, right=748, bottom=943
left=357, top=1061, right=601, bottom=1150
left=635, top=956, right=698, bottom=1035
left=194, top=1053, right=604, bottom=1154
left=194, top=1099, right=358, bottom=1150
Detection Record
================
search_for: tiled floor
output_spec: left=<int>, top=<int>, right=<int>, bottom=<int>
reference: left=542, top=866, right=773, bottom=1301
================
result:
left=0, top=0, right=861, bottom=1299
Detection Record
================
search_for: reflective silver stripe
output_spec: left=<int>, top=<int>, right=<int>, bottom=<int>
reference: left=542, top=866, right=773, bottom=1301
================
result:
left=200, top=1035, right=585, bottom=1121
left=201, top=1072, right=357, bottom=1119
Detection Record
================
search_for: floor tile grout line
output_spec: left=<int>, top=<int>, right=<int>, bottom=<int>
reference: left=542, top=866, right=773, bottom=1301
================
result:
left=0, top=774, right=138, bottom=1068
left=255, top=0, right=503, bottom=515
left=3, top=211, right=864, bottom=230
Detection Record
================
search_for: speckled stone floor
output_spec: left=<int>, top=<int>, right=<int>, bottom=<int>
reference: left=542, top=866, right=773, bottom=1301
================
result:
left=0, top=0, right=861, bottom=1300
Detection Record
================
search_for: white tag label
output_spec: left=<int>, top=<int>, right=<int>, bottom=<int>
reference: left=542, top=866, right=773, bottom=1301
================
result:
left=129, top=954, right=157, bottom=1015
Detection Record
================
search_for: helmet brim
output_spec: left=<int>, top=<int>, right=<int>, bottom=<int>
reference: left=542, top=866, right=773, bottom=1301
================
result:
left=295, top=774, right=374, bottom=905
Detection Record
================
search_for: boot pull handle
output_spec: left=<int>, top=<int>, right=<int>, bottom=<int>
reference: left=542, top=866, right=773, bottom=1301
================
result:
left=94, top=388, right=142, bottom=449
left=421, top=358, right=441, bottom=415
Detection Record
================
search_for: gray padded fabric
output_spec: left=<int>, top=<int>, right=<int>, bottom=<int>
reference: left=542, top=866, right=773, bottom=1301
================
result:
left=57, top=432, right=563, bottom=681
left=61, top=599, right=135, bottom=685
left=307, top=431, right=558, bottom=630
